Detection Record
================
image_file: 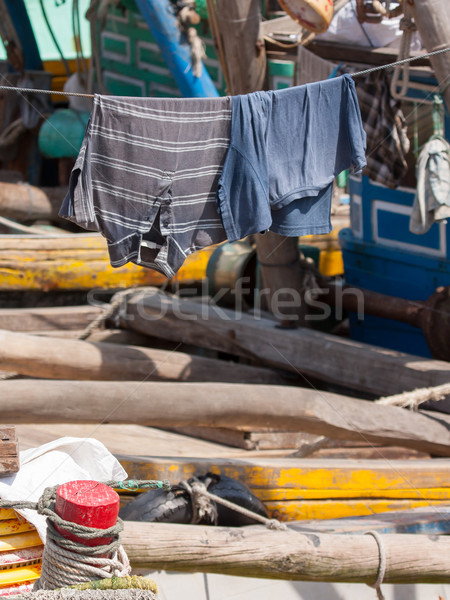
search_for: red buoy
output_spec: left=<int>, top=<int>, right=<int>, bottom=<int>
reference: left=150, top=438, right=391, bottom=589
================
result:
left=55, top=480, right=120, bottom=547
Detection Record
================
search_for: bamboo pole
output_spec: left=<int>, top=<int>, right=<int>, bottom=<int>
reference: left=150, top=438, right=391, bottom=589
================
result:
left=2, top=379, right=450, bottom=455
left=0, top=329, right=285, bottom=385
left=121, top=521, right=450, bottom=583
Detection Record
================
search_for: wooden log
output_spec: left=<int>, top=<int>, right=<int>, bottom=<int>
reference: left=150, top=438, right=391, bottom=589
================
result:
left=119, top=290, right=450, bottom=397
left=0, top=182, right=65, bottom=221
left=0, top=305, right=102, bottom=332
left=2, top=379, right=450, bottom=455
left=0, top=330, right=285, bottom=385
left=121, top=521, right=450, bottom=583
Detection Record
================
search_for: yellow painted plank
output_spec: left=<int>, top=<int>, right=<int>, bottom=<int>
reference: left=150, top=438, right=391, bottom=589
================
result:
left=120, top=457, right=450, bottom=493
left=0, top=510, right=18, bottom=522
left=0, top=238, right=216, bottom=291
left=0, top=564, right=41, bottom=587
left=266, top=499, right=450, bottom=521
left=0, top=532, right=42, bottom=553
left=319, top=248, right=344, bottom=276
left=256, top=487, right=450, bottom=501
left=0, top=520, right=35, bottom=537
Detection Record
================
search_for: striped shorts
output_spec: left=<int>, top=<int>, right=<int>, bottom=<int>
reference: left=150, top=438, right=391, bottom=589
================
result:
left=60, top=94, right=232, bottom=277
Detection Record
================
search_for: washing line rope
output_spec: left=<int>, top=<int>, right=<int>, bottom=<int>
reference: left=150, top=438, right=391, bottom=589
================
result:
left=0, top=46, right=448, bottom=99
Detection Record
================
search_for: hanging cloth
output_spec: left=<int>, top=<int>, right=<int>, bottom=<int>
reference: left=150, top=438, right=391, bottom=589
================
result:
left=410, top=96, right=450, bottom=235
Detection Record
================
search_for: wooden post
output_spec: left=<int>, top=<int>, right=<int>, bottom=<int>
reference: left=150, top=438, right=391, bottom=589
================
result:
left=213, top=0, right=266, bottom=95
left=213, top=1, right=308, bottom=325
left=410, top=0, right=450, bottom=111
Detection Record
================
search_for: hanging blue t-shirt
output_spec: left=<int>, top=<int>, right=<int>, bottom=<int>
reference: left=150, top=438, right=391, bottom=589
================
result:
left=216, top=74, right=367, bottom=241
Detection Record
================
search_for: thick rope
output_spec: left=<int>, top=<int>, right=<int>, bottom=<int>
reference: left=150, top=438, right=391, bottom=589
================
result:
left=376, top=383, right=450, bottom=410
left=364, top=531, right=386, bottom=600
left=180, top=478, right=287, bottom=531
left=0, top=480, right=170, bottom=590
left=0, top=47, right=447, bottom=99
left=77, top=289, right=139, bottom=340
left=179, top=478, right=218, bottom=525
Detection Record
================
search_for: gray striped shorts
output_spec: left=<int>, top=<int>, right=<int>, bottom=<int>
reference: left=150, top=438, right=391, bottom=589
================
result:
left=60, top=94, right=232, bottom=277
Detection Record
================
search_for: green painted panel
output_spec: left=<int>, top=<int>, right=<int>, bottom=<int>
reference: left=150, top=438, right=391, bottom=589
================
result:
left=99, top=0, right=227, bottom=97
left=267, top=59, right=296, bottom=90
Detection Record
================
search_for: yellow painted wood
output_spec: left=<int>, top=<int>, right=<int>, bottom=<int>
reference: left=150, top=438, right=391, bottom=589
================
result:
left=120, top=457, right=450, bottom=518
left=0, top=235, right=216, bottom=291
left=0, top=520, right=36, bottom=537
left=266, top=499, right=450, bottom=521
left=43, top=59, right=89, bottom=97
left=319, top=248, right=344, bottom=276
left=256, top=487, right=450, bottom=501
left=0, top=532, right=43, bottom=553
left=120, top=457, right=450, bottom=494
left=0, top=564, right=41, bottom=587
left=0, top=510, right=18, bottom=522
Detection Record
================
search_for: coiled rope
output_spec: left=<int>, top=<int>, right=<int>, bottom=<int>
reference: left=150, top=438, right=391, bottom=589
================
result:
left=0, top=479, right=169, bottom=591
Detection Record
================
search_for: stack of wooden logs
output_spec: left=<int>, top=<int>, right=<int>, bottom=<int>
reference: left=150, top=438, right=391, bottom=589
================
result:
left=1, top=290, right=450, bottom=457
left=2, top=290, right=450, bottom=584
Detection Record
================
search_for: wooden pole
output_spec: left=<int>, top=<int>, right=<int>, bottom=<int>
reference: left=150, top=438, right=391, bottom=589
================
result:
left=2, top=379, right=450, bottom=455
left=121, top=521, right=450, bottom=583
left=0, top=329, right=285, bottom=385
left=213, top=1, right=308, bottom=325
left=119, top=290, right=450, bottom=397
left=409, top=0, right=450, bottom=111
left=214, top=0, right=265, bottom=95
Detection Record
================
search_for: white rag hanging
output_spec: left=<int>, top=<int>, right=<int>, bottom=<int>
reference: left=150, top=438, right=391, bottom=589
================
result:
left=410, top=136, right=450, bottom=234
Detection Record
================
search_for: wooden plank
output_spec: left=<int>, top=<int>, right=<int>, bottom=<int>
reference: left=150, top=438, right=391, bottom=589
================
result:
left=120, top=291, right=450, bottom=396
left=309, top=446, right=430, bottom=460
left=165, top=427, right=323, bottom=450
left=2, top=379, right=450, bottom=455
left=0, top=565, right=41, bottom=587
left=167, top=427, right=430, bottom=455
left=0, top=532, right=42, bottom=552
left=255, top=487, right=450, bottom=502
left=0, top=305, right=102, bottom=332
left=118, top=456, right=450, bottom=493
left=0, top=330, right=285, bottom=385
left=288, top=506, right=450, bottom=535
left=121, top=520, right=450, bottom=583
left=0, top=426, right=18, bottom=476
left=15, top=424, right=279, bottom=458
left=265, top=498, right=450, bottom=521
left=0, top=236, right=215, bottom=291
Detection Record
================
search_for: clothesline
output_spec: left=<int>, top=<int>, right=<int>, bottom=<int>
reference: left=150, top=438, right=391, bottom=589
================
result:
left=0, top=45, right=448, bottom=99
